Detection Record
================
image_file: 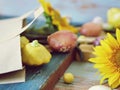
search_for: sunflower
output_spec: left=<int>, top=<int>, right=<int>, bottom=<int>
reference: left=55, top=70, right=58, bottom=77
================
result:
left=39, top=0, right=54, bottom=15
left=39, top=0, right=78, bottom=33
left=89, top=28, right=120, bottom=88
left=51, top=9, right=62, bottom=25
left=52, top=12, right=77, bottom=33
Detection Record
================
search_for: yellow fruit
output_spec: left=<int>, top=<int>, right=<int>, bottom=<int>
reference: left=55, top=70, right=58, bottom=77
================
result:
left=20, top=36, right=29, bottom=48
left=22, top=40, right=52, bottom=65
left=63, top=73, right=74, bottom=84
left=107, top=8, right=120, bottom=28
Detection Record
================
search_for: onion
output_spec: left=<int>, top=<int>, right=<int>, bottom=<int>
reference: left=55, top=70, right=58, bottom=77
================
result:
left=47, top=30, right=77, bottom=52
left=93, top=36, right=104, bottom=46
left=88, top=85, right=111, bottom=90
left=80, top=22, right=102, bottom=37
left=92, top=16, right=104, bottom=25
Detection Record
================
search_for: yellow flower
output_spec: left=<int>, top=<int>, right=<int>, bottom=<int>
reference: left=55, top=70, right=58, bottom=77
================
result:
left=39, top=0, right=78, bottom=33
left=89, top=28, right=120, bottom=88
left=51, top=10, right=78, bottom=33
left=58, top=23, right=78, bottom=33
left=39, top=0, right=54, bottom=15
left=50, top=10, right=61, bottom=25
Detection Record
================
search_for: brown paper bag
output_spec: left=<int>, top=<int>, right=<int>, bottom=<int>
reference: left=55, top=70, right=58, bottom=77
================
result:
left=0, top=7, right=44, bottom=84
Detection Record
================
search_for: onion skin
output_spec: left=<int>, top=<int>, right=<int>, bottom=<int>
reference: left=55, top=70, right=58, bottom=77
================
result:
left=88, top=85, right=111, bottom=90
left=80, top=22, right=102, bottom=37
left=93, top=36, right=104, bottom=46
left=47, top=30, right=77, bottom=52
left=92, top=16, right=103, bottom=25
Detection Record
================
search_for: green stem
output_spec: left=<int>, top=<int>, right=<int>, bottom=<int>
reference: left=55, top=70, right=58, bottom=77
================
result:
left=31, top=40, right=40, bottom=47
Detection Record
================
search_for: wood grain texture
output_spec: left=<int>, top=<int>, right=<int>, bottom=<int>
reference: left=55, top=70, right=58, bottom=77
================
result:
left=54, top=61, right=120, bottom=90
left=54, top=62, right=108, bottom=90
left=41, top=50, right=76, bottom=90
left=54, top=76, right=99, bottom=90
left=0, top=51, right=75, bottom=90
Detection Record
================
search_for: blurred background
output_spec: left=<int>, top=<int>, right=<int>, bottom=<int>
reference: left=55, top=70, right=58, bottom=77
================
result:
left=0, top=0, right=120, bottom=24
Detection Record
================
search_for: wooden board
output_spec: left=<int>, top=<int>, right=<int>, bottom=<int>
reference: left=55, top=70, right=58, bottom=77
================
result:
left=54, top=61, right=100, bottom=90
left=54, top=61, right=120, bottom=90
left=0, top=51, right=75, bottom=90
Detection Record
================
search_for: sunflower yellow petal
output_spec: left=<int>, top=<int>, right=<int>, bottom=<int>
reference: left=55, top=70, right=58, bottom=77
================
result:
left=108, top=72, right=120, bottom=85
left=39, top=0, right=54, bottom=15
left=100, top=73, right=111, bottom=84
left=39, top=0, right=46, bottom=10
left=106, top=33, right=119, bottom=49
left=99, top=66, right=115, bottom=74
left=99, top=66, right=111, bottom=72
left=94, top=64, right=115, bottom=74
left=100, top=77, right=107, bottom=84
left=111, top=79, right=120, bottom=88
left=100, top=40, right=112, bottom=54
left=89, top=57, right=107, bottom=63
left=94, top=64, right=106, bottom=68
left=93, top=46, right=109, bottom=57
left=116, top=28, right=120, bottom=45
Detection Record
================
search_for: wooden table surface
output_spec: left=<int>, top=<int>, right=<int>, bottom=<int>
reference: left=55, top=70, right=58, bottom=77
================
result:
left=54, top=61, right=100, bottom=90
left=54, top=61, right=120, bottom=90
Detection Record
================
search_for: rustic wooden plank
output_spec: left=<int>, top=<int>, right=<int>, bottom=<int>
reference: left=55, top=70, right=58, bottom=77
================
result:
left=41, top=50, right=76, bottom=90
left=0, top=51, right=75, bottom=90
left=54, top=61, right=101, bottom=90
left=54, top=61, right=120, bottom=90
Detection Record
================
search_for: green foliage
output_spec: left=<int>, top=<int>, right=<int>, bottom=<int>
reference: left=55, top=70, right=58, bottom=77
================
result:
left=43, top=12, right=57, bottom=33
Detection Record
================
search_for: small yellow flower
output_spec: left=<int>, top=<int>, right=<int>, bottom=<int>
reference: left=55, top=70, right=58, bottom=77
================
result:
left=51, top=10, right=78, bottom=33
left=51, top=10, right=62, bottom=25
left=89, top=28, right=120, bottom=88
left=58, top=23, right=78, bottom=33
left=39, top=0, right=78, bottom=33
left=39, top=0, right=54, bottom=15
